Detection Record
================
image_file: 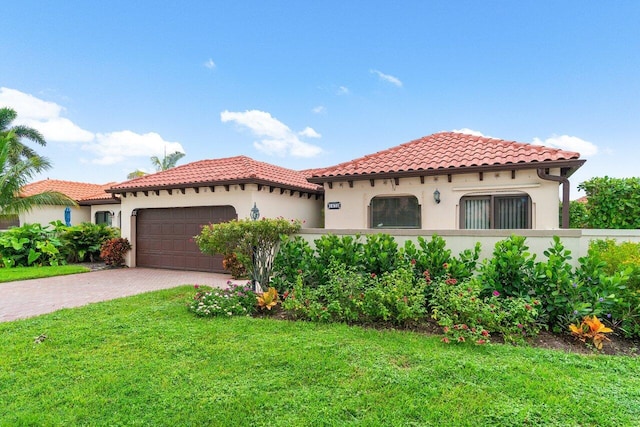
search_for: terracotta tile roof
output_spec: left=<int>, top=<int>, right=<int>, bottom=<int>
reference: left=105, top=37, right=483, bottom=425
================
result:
left=109, top=156, right=323, bottom=193
left=20, top=179, right=115, bottom=202
left=575, top=196, right=588, bottom=204
left=309, top=132, right=583, bottom=180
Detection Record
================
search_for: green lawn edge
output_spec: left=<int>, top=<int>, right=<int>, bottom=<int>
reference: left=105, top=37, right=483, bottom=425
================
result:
left=1, top=286, right=638, bottom=426
left=0, top=265, right=90, bottom=283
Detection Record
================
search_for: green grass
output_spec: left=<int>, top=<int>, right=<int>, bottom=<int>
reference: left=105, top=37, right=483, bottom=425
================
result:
left=0, top=264, right=90, bottom=283
left=1, top=286, right=639, bottom=426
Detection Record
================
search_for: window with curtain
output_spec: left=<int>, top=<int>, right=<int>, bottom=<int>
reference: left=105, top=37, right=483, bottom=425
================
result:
left=370, top=195, right=421, bottom=229
left=95, top=211, right=112, bottom=226
left=460, top=194, right=531, bottom=229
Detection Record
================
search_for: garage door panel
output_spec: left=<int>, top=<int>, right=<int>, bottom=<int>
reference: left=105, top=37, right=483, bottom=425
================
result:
left=136, top=206, right=237, bottom=272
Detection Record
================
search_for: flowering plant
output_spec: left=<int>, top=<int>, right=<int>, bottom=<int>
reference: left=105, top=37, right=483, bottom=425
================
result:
left=188, top=283, right=256, bottom=317
left=431, top=277, right=540, bottom=345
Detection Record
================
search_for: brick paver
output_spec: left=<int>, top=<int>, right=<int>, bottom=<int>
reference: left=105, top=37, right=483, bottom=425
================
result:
left=0, top=268, right=237, bottom=322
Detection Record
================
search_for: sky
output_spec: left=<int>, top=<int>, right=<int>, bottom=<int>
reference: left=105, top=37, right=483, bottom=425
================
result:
left=1, top=1, right=639, bottom=198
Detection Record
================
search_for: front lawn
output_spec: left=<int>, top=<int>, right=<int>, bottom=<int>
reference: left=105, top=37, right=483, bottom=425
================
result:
left=1, top=286, right=638, bottom=426
left=0, top=264, right=90, bottom=283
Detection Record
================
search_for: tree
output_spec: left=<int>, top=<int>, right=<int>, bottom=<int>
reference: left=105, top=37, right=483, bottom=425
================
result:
left=151, top=150, right=185, bottom=172
left=0, top=131, right=76, bottom=219
left=0, top=107, right=47, bottom=166
left=195, top=218, right=301, bottom=291
left=578, top=176, right=640, bottom=229
left=126, top=169, right=147, bottom=180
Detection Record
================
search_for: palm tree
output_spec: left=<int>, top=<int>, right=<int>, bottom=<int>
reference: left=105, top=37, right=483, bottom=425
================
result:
left=151, top=150, right=185, bottom=172
left=0, top=107, right=47, bottom=165
left=126, top=169, right=147, bottom=180
left=0, top=131, right=76, bottom=218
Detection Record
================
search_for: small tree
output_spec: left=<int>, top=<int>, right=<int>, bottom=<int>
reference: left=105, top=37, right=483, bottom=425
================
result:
left=195, top=218, right=301, bottom=290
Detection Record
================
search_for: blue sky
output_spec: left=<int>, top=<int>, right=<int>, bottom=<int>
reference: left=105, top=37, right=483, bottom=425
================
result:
left=2, top=1, right=639, bottom=197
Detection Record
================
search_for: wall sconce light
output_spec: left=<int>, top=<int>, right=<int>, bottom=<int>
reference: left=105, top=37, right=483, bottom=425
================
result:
left=433, top=189, right=441, bottom=204
left=250, top=202, right=260, bottom=221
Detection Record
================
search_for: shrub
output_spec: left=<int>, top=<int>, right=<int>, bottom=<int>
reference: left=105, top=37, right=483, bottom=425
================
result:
left=281, top=262, right=426, bottom=325
left=399, top=235, right=480, bottom=299
left=59, top=222, right=119, bottom=263
left=579, top=240, right=640, bottom=337
left=578, top=176, right=640, bottom=229
left=100, top=237, right=132, bottom=267
left=271, top=235, right=318, bottom=293
left=196, top=218, right=301, bottom=290
left=0, top=222, right=65, bottom=267
left=282, top=262, right=367, bottom=323
left=222, top=253, right=248, bottom=279
left=478, top=235, right=536, bottom=298
left=361, top=266, right=427, bottom=324
left=431, top=277, right=540, bottom=345
left=188, top=283, right=256, bottom=317
left=362, top=233, right=400, bottom=276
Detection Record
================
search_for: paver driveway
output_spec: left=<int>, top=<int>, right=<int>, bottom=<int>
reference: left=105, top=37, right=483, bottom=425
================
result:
left=0, top=268, right=235, bottom=322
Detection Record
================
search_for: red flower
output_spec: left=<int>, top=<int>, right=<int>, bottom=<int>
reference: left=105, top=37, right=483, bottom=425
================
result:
left=458, top=336, right=465, bottom=342
left=476, top=339, right=486, bottom=345
left=442, top=337, right=450, bottom=344
left=525, top=304, right=532, bottom=310
left=371, top=273, right=377, bottom=278
left=443, top=263, right=449, bottom=269
left=411, top=259, right=416, bottom=265
left=461, top=324, right=469, bottom=330
left=481, top=330, right=489, bottom=336
left=443, top=326, right=450, bottom=333
left=194, top=284, right=200, bottom=289
left=492, top=290, right=500, bottom=297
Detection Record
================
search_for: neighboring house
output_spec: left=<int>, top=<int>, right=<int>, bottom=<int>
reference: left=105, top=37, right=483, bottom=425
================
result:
left=107, top=155, right=324, bottom=272
left=18, top=179, right=121, bottom=227
left=306, top=132, right=585, bottom=230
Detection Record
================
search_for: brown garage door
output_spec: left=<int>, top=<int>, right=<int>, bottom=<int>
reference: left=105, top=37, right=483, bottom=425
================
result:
left=136, top=206, right=237, bottom=272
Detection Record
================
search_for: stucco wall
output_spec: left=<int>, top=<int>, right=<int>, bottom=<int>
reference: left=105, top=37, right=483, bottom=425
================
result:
left=19, top=205, right=91, bottom=226
left=118, top=183, right=323, bottom=266
left=322, top=168, right=563, bottom=230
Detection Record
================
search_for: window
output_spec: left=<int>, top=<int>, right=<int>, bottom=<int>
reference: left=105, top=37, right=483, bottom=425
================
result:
left=0, top=215, right=19, bottom=229
left=370, top=196, right=421, bottom=229
left=95, top=211, right=112, bottom=226
left=460, top=194, right=531, bottom=229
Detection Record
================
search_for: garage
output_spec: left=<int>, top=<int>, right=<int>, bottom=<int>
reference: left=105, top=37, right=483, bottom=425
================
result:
left=135, top=206, right=237, bottom=272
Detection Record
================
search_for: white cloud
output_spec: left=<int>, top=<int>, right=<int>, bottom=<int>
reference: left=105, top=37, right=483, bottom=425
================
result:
left=83, top=131, right=184, bottom=165
left=299, top=127, right=321, bottom=138
left=337, top=86, right=350, bottom=95
left=532, top=135, right=598, bottom=157
left=2, top=87, right=185, bottom=165
left=204, top=58, right=216, bottom=69
left=312, top=105, right=326, bottom=114
left=220, top=109, right=323, bottom=158
left=0, top=87, right=94, bottom=142
left=452, top=128, right=488, bottom=137
left=370, top=69, right=403, bottom=87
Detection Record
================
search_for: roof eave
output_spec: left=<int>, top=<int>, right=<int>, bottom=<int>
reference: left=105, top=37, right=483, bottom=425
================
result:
left=107, top=178, right=324, bottom=195
left=307, top=159, right=586, bottom=183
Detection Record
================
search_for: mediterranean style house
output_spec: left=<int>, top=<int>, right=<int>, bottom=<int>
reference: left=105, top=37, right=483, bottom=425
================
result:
left=13, top=132, right=585, bottom=271
left=17, top=179, right=120, bottom=228
left=307, top=132, right=584, bottom=230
